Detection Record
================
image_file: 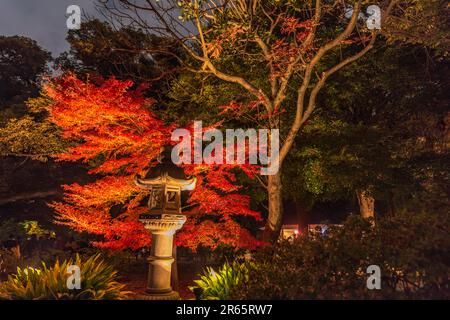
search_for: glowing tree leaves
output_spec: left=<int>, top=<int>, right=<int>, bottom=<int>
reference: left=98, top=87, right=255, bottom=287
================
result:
left=45, top=75, right=170, bottom=174
left=46, top=74, right=262, bottom=251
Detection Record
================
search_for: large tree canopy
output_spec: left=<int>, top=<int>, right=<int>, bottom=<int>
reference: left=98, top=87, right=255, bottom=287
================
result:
left=0, top=36, right=62, bottom=161
left=45, top=74, right=262, bottom=251
left=0, top=36, right=51, bottom=121
left=56, top=19, right=183, bottom=102
left=96, top=0, right=434, bottom=239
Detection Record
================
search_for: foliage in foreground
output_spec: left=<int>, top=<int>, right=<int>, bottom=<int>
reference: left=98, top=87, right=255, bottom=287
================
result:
left=190, top=261, right=250, bottom=300
left=0, top=254, right=128, bottom=300
left=231, top=212, right=449, bottom=299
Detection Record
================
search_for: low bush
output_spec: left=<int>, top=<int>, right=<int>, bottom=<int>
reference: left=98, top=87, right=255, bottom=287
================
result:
left=0, top=253, right=129, bottom=300
left=232, top=212, right=449, bottom=299
left=190, top=261, right=250, bottom=300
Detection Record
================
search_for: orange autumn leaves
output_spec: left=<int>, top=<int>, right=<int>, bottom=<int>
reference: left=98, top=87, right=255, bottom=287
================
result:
left=45, top=74, right=263, bottom=251
left=46, top=75, right=169, bottom=174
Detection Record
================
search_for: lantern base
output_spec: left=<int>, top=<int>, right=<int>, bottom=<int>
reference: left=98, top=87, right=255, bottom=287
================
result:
left=138, top=290, right=180, bottom=300
left=138, top=214, right=186, bottom=301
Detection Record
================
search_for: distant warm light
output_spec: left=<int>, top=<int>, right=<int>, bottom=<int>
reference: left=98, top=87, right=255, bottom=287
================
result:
left=280, top=224, right=299, bottom=241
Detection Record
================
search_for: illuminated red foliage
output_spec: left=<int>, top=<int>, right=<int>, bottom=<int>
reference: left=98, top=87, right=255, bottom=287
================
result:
left=46, top=74, right=262, bottom=251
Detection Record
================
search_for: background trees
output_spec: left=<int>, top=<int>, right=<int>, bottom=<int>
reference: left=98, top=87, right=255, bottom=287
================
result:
left=0, top=36, right=64, bottom=161
left=0, top=36, right=66, bottom=208
left=55, top=19, right=182, bottom=102
left=233, top=212, right=450, bottom=299
left=0, top=0, right=448, bottom=252
left=97, top=0, right=425, bottom=239
left=0, top=36, right=51, bottom=120
left=283, top=42, right=449, bottom=219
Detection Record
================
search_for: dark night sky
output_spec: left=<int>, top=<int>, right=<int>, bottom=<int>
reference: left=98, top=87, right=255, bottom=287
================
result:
left=0, top=0, right=99, bottom=56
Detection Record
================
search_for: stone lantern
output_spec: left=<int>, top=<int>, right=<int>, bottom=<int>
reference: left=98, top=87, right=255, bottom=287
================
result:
left=135, top=147, right=196, bottom=300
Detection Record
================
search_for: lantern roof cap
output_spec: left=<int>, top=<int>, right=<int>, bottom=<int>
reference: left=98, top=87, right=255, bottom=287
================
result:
left=134, top=146, right=196, bottom=189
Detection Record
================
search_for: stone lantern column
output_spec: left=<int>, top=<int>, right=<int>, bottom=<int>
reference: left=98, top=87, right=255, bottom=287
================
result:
left=135, top=146, right=196, bottom=300
left=139, top=214, right=186, bottom=299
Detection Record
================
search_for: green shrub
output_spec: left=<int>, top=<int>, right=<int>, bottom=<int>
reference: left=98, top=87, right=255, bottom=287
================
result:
left=0, top=254, right=129, bottom=300
left=232, top=212, right=449, bottom=299
left=190, top=261, right=250, bottom=300
left=20, top=220, right=55, bottom=239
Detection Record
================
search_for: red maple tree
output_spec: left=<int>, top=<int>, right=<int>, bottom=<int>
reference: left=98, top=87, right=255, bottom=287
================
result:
left=46, top=74, right=262, bottom=251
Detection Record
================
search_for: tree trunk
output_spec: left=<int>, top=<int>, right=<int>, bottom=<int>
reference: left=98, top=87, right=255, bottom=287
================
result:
left=356, top=190, right=375, bottom=219
left=294, top=200, right=310, bottom=232
left=262, top=171, right=283, bottom=241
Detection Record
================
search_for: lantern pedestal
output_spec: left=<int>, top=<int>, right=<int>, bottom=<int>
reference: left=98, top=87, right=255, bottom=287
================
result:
left=134, top=146, right=196, bottom=300
left=139, top=214, right=186, bottom=300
